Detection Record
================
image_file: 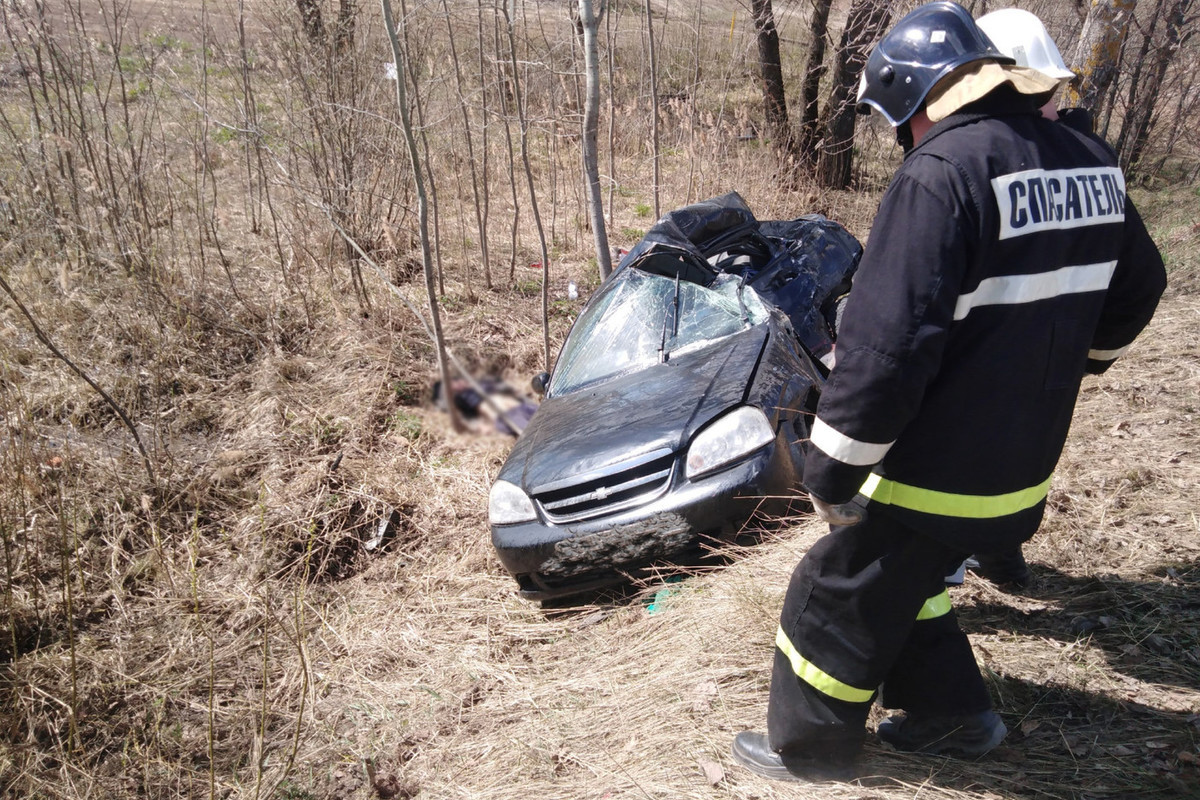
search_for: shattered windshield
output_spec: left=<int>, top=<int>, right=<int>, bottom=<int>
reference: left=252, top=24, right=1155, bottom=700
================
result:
left=549, top=270, right=768, bottom=396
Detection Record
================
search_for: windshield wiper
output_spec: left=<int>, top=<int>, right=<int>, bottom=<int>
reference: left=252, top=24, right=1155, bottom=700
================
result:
left=659, top=272, right=681, bottom=363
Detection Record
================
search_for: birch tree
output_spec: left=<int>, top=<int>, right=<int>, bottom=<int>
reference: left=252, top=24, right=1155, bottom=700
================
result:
left=1063, top=0, right=1137, bottom=118
left=380, top=0, right=461, bottom=431
left=578, top=0, right=613, bottom=281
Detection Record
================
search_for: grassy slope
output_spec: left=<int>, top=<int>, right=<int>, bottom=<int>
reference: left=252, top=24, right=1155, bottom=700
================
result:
left=1, top=4, right=1198, bottom=799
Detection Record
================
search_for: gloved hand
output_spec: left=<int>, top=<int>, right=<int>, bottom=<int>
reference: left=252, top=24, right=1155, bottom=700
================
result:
left=810, top=494, right=863, bottom=526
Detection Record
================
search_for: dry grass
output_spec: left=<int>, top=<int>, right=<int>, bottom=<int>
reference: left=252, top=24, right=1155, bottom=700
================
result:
left=1, top=2, right=1198, bottom=799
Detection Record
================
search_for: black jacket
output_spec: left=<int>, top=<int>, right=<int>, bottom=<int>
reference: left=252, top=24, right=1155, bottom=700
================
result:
left=803, top=94, right=1166, bottom=550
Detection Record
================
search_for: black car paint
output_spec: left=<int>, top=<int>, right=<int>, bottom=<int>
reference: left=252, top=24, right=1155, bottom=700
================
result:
left=506, top=325, right=767, bottom=497
left=489, top=192, right=860, bottom=601
left=492, top=309, right=823, bottom=599
left=494, top=439, right=799, bottom=597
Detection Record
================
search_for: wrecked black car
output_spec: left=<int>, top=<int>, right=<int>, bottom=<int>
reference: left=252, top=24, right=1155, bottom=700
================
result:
left=488, top=192, right=862, bottom=600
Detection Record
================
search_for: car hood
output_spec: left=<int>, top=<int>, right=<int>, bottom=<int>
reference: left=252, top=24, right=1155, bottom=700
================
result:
left=500, top=325, right=768, bottom=495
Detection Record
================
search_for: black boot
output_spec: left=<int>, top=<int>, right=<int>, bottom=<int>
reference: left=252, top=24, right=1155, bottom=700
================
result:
left=967, top=548, right=1033, bottom=588
left=731, top=732, right=856, bottom=782
left=877, top=710, right=1007, bottom=758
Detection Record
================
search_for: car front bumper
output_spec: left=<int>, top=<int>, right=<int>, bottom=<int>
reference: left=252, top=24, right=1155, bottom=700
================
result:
left=491, top=438, right=801, bottom=600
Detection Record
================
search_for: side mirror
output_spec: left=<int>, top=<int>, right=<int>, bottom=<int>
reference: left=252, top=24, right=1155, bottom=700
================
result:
left=531, top=372, right=550, bottom=396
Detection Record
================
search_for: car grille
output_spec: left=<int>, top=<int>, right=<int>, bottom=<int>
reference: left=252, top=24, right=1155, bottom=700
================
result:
left=534, top=452, right=676, bottom=523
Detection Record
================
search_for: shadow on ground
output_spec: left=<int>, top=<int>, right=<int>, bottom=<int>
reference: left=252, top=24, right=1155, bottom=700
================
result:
left=959, top=559, right=1200, bottom=693
left=893, top=558, right=1200, bottom=798
left=855, top=672, right=1198, bottom=799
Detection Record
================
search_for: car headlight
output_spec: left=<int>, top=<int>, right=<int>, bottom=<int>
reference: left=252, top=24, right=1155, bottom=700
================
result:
left=488, top=479, right=537, bottom=525
left=685, top=406, right=775, bottom=479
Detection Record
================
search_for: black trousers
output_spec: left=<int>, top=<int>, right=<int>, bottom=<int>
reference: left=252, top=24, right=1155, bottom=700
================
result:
left=767, top=504, right=994, bottom=761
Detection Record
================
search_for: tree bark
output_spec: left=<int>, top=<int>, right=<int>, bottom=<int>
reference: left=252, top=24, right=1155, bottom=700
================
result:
left=578, top=0, right=613, bottom=281
left=401, top=0, right=444, bottom=296
left=297, top=0, right=324, bottom=43
left=797, top=0, right=833, bottom=162
left=493, top=10, right=521, bottom=283
left=1063, top=0, right=1138, bottom=117
left=501, top=4, right=553, bottom=371
left=816, top=0, right=891, bottom=188
left=477, top=0, right=492, bottom=289
left=442, top=0, right=488, bottom=295
left=607, top=0, right=619, bottom=227
left=335, top=0, right=356, bottom=54
left=750, top=0, right=794, bottom=154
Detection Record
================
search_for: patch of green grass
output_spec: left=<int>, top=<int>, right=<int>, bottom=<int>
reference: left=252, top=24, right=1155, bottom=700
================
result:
left=620, top=227, right=645, bottom=241
left=147, top=33, right=184, bottom=51
left=313, top=417, right=347, bottom=448
left=634, top=202, right=653, bottom=218
left=278, top=782, right=318, bottom=800
left=393, top=380, right=419, bottom=405
left=124, top=80, right=151, bottom=103
left=118, top=55, right=143, bottom=73
left=580, top=269, right=603, bottom=293
left=390, top=411, right=422, bottom=441
left=550, top=299, right=577, bottom=321
left=515, top=278, right=541, bottom=297
left=1130, top=182, right=1200, bottom=292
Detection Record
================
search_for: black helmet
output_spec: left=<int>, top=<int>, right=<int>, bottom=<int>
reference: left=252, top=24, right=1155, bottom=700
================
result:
left=856, top=1, right=1013, bottom=126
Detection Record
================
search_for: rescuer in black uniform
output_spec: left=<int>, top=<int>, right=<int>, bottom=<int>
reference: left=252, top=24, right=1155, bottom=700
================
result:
left=732, top=2, right=1166, bottom=782
left=964, top=6, right=1116, bottom=590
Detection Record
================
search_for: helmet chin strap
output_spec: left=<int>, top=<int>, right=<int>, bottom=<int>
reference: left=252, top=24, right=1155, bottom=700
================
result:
left=896, top=121, right=914, bottom=153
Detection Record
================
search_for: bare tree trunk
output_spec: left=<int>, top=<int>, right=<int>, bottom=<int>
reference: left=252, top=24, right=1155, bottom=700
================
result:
left=644, top=0, right=661, bottom=219
left=1113, top=0, right=1163, bottom=164
left=297, top=0, right=324, bottom=43
left=686, top=0, right=702, bottom=203
left=797, top=0, right=833, bottom=161
left=815, top=0, right=890, bottom=189
left=751, top=0, right=794, bottom=155
left=1063, top=0, right=1138, bottom=117
left=1152, top=48, right=1200, bottom=173
left=579, top=0, right=613, bottom=281
left=381, top=0, right=461, bottom=432
left=335, top=0, right=356, bottom=54
left=606, top=0, right=618, bottom=229
left=477, top=0, right=493, bottom=289
left=1116, top=0, right=1196, bottom=171
left=501, top=4, right=552, bottom=371
left=400, top=0, right=444, bottom=296
left=441, top=0, right=488, bottom=297
left=494, top=7, right=520, bottom=283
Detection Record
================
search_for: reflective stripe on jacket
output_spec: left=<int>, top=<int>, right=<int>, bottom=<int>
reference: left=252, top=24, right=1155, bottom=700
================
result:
left=803, top=92, right=1165, bottom=549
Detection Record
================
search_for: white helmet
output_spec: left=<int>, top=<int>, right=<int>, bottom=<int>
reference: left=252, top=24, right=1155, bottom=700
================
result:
left=977, top=8, right=1075, bottom=81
